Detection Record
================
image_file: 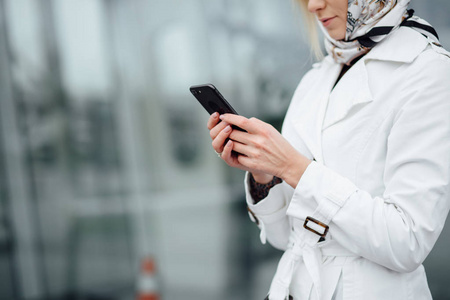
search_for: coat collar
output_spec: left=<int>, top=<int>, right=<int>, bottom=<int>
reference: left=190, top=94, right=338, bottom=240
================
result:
left=322, top=58, right=372, bottom=130
left=292, top=27, right=428, bottom=163
left=322, top=27, right=429, bottom=129
left=364, top=26, right=429, bottom=63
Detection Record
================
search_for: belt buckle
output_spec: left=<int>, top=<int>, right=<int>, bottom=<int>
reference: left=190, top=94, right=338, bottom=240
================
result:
left=303, top=216, right=329, bottom=238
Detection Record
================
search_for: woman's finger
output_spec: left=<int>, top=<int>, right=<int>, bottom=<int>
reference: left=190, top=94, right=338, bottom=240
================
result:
left=236, top=154, right=252, bottom=168
left=230, top=140, right=253, bottom=157
left=221, top=140, right=234, bottom=163
left=207, top=112, right=220, bottom=130
left=219, top=114, right=259, bottom=133
left=212, top=125, right=232, bottom=153
left=222, top=140, right=256, bottom=172
left=229, top=129, right=253, bottom=145
left=210, top=120, right=229, bottom=140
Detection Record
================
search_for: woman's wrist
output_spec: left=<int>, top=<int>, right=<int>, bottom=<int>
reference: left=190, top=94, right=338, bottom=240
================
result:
left=251, top=172, right=274, bottom=184
left=281, top=154, right=312, bottom=189
left=249, top=173, right=283, bottom=203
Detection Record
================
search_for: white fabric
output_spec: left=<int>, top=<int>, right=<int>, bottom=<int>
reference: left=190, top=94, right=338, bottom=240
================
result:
left=246, top=27, right=450, bottom=300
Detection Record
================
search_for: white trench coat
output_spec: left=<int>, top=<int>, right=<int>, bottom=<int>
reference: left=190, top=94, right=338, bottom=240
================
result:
left=245, top=27, right=450, bottom=300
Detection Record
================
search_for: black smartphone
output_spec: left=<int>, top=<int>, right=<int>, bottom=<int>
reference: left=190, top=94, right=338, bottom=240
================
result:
left=190, top=83, right=245, bottom=133
left=189, top=83, right=239, bottom=115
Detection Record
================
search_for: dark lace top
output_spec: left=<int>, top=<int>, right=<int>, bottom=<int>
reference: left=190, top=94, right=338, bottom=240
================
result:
left=249, top=173, right=283, bottom=204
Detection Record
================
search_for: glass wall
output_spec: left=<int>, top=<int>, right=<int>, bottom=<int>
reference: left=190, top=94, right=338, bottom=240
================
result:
left=0, top=0, right=449, bottom=300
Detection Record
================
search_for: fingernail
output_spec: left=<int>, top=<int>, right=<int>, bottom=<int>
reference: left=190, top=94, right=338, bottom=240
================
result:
left=224, top=125, right=231, bottom=133
left=219, top=115, right=224, bottom=120
left=227, top=140, right=232, bottom=147
left=213, top=112, right=218, bottom=118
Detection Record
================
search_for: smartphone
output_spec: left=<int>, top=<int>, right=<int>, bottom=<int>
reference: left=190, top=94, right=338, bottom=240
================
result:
left=190, top=83, right=245, bottom=133
left=189, top=84, right=239, bottom=115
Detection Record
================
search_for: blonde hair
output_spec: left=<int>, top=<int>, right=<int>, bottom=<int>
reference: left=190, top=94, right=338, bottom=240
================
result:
left=294, top=0, right=323, bottom=60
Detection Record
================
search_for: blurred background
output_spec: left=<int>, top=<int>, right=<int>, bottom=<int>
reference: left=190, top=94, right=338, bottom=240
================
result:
left=0, top=0, right=449, bottom=300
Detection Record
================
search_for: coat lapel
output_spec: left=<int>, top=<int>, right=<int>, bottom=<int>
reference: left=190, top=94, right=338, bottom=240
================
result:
left=322, top=60, right=373, bottom=130
left=288, top=28, right=428, bottom=166
left=293, top=61, right=341, bottom=163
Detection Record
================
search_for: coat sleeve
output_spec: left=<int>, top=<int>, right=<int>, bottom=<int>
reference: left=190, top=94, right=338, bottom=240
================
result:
left=287, top=54, right=450, bottom=273
left=245, top=172, right=293, bottom=251
left=244, top=66, right=321, bottom=251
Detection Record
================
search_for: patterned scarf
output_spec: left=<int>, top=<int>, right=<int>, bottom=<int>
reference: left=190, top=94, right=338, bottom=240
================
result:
left=322, top=0, right=440, bottom=65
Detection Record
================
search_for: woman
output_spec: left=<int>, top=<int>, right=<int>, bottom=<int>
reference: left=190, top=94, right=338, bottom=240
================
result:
left=207, top=0, right=450, bottom=299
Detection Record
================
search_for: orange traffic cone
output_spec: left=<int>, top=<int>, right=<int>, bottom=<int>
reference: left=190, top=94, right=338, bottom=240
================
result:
left=136, top=257, right=160, bottom=300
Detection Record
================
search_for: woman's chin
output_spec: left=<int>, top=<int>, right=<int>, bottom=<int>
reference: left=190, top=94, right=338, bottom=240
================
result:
left=325, top=27, right=346, bottom=40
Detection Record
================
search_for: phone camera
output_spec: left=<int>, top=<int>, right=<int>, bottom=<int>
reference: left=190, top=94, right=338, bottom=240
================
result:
left=192, top=90, right=197, bottom=95
left=198, top=90, right=202, bottom=94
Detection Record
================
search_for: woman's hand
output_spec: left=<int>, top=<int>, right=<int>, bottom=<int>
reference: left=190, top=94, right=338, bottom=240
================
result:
left=208, top=113, right=311, bottom=188
left=207, top=113, right=273, bottom=183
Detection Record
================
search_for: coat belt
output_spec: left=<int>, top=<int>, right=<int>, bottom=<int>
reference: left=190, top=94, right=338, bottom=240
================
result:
left=266, top=241, right=357, bottom=300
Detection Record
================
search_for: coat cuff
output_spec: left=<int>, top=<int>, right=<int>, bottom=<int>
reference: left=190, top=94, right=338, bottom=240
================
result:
left=287, top=161, right=357, bottom=229
left=245, top=172, right=291, bottom=244
left=245, top=172, right=289, bottom=223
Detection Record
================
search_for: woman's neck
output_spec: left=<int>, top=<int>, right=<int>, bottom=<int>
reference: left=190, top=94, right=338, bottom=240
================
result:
left=333, top=53, right=366, bottom=89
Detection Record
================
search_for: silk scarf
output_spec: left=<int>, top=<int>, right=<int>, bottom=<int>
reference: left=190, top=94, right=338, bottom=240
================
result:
left=322, top=0, right=440, bottom=65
